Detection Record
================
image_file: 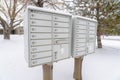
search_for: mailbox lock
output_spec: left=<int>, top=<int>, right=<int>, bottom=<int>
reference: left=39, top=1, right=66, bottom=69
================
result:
left=54, top=35, right=58, bottom=37
left=54, top=17, right=58, bottom=20
left=31, top=14, right=34, bottom=17
left=32, top=61, right=37, bottom=64
left=54, top=23, right=58, bottom=25
left=32, top=28, right=34, bottom=31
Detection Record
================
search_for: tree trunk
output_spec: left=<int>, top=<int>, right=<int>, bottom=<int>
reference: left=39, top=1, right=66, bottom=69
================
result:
left=97, top=27, right=102, bottom=48
left=3, top=28, right=11, bottom=40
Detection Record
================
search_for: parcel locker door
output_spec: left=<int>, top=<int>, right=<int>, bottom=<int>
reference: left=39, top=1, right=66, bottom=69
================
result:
left=87, top=42, right=95, bottom=54
left=53, top=44, right=70, bottom=61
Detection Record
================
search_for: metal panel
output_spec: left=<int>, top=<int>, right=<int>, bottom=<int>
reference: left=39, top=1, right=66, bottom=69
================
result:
left=30, top=46, right=52, bottom=53
left=53, top=22, right=69, bottom=27
left=30, top=12, right=52, bottom=20
left=31, top=51, right=52, bottom=59
left=76, top=19, right=87, bottom=25
left=30, top=20, right=52, bottom=26
left=76, top=29, right=87, bottom=34
left=76, top=25, right=87, bottom=30
left=31, top=40, right=52, bottom=46
left=53, top=14, right=70, bottom=22
left=88, top=21, right=96, bottom=26
left=30, top=33, right=52, bottom=39
left=53, top=28, right=69, bottom=33
left=30, top=27, right=52, bottom=32
left=53, top=34, right=69, bottom=38
left=31, top=57, right=52, bottom=66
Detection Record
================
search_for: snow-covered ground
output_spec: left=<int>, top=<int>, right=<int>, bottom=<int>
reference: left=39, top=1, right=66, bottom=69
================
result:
left=0, top=35, right=120, bottom=80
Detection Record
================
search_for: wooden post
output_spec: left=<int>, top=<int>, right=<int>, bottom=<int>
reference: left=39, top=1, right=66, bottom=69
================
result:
left=73, top=57, right=83, bottom=80
left=42, top=63, right=53, bottom=80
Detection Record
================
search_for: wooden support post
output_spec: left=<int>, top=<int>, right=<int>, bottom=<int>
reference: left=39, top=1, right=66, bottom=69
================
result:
left=73, top=57, right=83, bottom=80
left=42, top=63, right=53, bottom=80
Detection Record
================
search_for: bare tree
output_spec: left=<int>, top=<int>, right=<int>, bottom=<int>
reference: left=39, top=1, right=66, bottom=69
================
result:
left=0, top=0, right=27, bottom=39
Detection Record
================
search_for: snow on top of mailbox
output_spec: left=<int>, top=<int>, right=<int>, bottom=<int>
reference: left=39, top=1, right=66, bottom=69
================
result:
left=73, top=15, right=97, bottom=22
left=27, top=6, right=72, bottom=16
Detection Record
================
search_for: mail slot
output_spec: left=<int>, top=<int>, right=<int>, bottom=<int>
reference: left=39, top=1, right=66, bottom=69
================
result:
left=76, top=25, right=87, bottom=30
left=31, top=40, right=52, bottom=46
left=76, top=34, right=86, bottom=38
left=54, top=22, right=69, bottom=27
left=30, top=33, right=52, bottom=39
left=54, top=34, right=69, bottom=38
left=31, top=51, right=52, bottom=59
left=75, top=43, right=86, bottom=47
left=53, top=14, right=70, bottom=22
left=30, top=20, right=52, bottom=26
left=54, top=39, right=69, bottom=44
left=89, top=35, right=95, bottom=38
left=30, top=45, right=52, bottom=53
left=30, top=12, right=52, bottom=20
left=76, top=29, right=87, bottom=34
left=89, top=26, right=96, bottom=30
left=53, top=28, right=69, bottom=33
left=75, top=39, right=86, bottom=43
left=30, top=27, right=52, bottom=32
left=76, top=47, right=86, bottom=52
left=76, top=19, right=87, bottom=25
left=31, top=57, right=52, bottom=66
left=89, top=31, right=95, bottom=34
left=88, top=21, right=96, bottom=26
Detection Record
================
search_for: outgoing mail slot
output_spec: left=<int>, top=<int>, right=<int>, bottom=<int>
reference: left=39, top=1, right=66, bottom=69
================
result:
left=31, top=33, right=52, bottom=39
left=88, top=21, right=96, bottom=26
left=76, top=29, right=87, bottom=34
left=53, top=28, right=69, bottom=33
left=54, top=22, right=69, bottom=27
left=76, top=25, right=87, bottom=30
left=30, top=20, right=52, bottom=26
left=76, top=19, right=87, bottom=25
left=54, top=34, right=69, bottom=38
left=76, top=34, right=86, bottom=38
left=76, top=47, right=86, bottom=52
left=31, top=57, right=52, bottom=66
left=75, top=43, right=86, bottom=47
left=30, top=45, right=52, bottom=53
left=53, top=14, right=70, bottom=22
left=30, top=27, right=52, bottom=32
left=31, top=51, right=52, bottom=59
left=30, top=12, right=52, bottom=20
left=31, top=40, right=52, bottom=46
left=75, top=39, right=86, bottom=43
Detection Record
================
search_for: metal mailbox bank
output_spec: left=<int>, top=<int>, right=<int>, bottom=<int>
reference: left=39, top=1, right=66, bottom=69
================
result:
left=72, top=16, right=97, bottom=57
left=24, top=6, right=72, bottom=67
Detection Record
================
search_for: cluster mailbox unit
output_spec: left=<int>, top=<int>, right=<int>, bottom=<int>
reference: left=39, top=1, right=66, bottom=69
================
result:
left=24, top=6, right=97, bottom=67
left=24, top=6, right=72, bottom=67
left=72, top=16, right=97, bottom=57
